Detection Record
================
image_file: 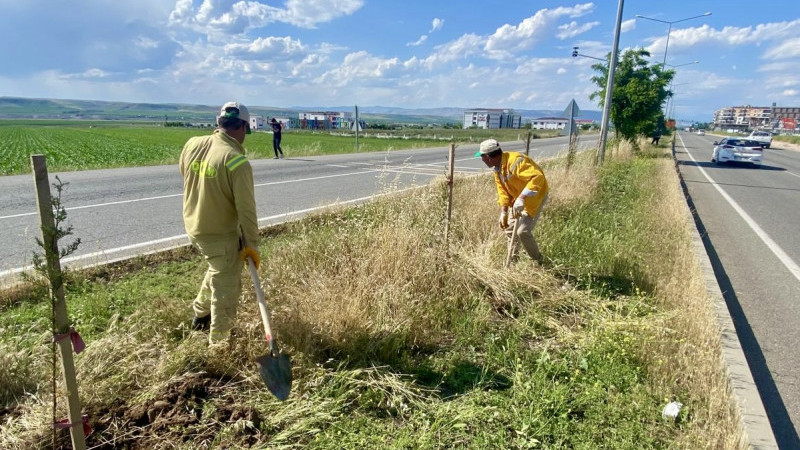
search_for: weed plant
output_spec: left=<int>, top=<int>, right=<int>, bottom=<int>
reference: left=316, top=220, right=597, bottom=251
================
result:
left=0, top=139, right=740, bottom=449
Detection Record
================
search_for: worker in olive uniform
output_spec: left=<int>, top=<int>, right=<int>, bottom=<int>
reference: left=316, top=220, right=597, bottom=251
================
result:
left=476, top=139, right=549, bottom=262
left=180, top=101, right=261, bottom=344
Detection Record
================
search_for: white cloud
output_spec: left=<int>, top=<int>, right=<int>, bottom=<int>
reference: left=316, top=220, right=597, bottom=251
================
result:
left=645, top=19, right=800, bottom=56
left=621, top=19, right=636, bottom=33
left=60, top=68, right=113, bottom=79
left=484, top=3, right=595, bottom=59
left=763, top=37, right=800, bottom=60
left=556, top=21, right=600, bottom=39
left=224, top=36, right=307, bottom=60
left=169, top=0, right=364, bottom=33
left=420, top=34, right=484, bottom=69
left=783, top=89, right=798, bottom=96
left=320, top=51, right=400, bottom=86
left=407, top=35, right=428, bottom=47
left=431, top=18, right=444, bottom=32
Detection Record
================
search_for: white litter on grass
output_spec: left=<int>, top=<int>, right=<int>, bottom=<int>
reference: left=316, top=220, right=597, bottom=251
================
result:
left=662, top=401, right=683, bottom=420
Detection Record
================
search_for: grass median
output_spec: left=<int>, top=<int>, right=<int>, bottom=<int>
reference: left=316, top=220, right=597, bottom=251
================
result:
left=0, top=139, right=741, bottom=448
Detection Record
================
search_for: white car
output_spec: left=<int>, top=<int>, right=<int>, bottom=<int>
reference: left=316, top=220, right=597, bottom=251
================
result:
left=712, top=137, right=763, bottom=167
left=696, top=130, right=705, bottom=136
left=747, top=130, right=772, bottom=148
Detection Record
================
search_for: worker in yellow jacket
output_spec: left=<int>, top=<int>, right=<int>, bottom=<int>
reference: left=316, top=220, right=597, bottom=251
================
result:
left=476, top=139, right=549, bottom=262
left=180, top=101, right=261, bottom=344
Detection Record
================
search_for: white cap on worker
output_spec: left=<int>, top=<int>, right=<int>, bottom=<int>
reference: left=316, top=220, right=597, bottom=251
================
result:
left=474, top=138, right=500, bottom=157
left=217, top=101, right=250, bottom=126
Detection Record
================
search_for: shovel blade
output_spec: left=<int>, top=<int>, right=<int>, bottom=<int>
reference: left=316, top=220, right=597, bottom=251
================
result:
left=256, top=353, right=292, bottom=401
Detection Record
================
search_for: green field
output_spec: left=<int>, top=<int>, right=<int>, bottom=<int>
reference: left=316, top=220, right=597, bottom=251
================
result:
left=0, top=120, right=557, bottom=175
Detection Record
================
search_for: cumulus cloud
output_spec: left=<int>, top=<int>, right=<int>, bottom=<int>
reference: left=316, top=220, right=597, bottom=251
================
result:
left=169, top=0, right=364, bottom=33
left=556, top=21, right=600, bottom=39
left=431, top=18, right=444, bottom=32
left=484, top=3, right=595, bottom=59
left=645, top=19, right=800, bottom=57
left=320, top=51, right=400, bottom=86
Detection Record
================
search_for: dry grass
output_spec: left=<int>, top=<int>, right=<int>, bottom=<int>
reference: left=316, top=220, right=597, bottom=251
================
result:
left=0, top=137, right=745, bottom=449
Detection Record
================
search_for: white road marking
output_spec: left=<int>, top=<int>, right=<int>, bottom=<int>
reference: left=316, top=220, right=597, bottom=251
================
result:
left=0, top=187, right=420, bottom=279
left=679, top=133, right=800, bottom=283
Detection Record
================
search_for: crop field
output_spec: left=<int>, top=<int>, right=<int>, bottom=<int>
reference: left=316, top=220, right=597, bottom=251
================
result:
left=0, top=120, right=559, bottom=176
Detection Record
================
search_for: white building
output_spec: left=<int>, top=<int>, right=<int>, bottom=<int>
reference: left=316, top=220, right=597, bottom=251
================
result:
left=463, top=109, right=521, bottom=129
left=249, top=116, right=266, bottom=130
left=531, top=117, right=568, bottom=130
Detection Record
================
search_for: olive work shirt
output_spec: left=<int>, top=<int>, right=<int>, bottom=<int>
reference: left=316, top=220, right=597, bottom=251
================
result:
left=179, top=129, right=260, bottom=248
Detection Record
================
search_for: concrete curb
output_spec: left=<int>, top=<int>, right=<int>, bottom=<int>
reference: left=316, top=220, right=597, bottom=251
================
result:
left=673, top=138, right=778, bottom=449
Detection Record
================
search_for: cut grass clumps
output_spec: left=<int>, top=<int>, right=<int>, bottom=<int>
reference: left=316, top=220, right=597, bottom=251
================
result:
left=0, top=139, right=741, bottom=448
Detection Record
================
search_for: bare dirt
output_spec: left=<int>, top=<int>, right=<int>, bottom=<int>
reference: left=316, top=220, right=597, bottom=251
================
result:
left=77, top=372, right=263, bottom=449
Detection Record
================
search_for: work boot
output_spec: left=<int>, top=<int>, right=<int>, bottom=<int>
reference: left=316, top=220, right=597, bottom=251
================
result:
left=191, top=314, right=211, bottom=331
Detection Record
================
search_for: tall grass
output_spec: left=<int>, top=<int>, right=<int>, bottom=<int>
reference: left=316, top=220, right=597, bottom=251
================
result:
left=0, top=140, right=741, bottom=449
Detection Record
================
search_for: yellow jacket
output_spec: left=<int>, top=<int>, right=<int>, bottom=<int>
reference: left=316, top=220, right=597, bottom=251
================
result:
left=179, top=130, right=260, bottom=248
left=493, top=151, right=549, bottom=216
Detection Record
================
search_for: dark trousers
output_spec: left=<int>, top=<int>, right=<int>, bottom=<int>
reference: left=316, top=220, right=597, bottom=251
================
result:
left=273, top=134, right=283, bottom=157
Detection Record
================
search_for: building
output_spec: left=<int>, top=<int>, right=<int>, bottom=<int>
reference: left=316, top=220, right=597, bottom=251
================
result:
left=249, top=115, right=266, bottom=130
left=712, top=103, right=799, bottom=132
left=771, top=104, right=800, bottom=132
left=531, top=117, right=568, bottom=130
left=298, top=111, right=353, bottom=130
left=463, top=109, right=522, bottom=129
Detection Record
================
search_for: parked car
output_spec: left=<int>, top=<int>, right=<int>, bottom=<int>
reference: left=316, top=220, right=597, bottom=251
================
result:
left=747, top=130, right=772, bottom=148
left=712, top=137, right=763, bottom=167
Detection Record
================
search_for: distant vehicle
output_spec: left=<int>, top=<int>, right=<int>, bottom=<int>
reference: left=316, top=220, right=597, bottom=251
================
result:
left=696, top=130, right=705, bottom=136
left=747, top=130, right=772, bottom=148
left=712, top=137, right=763, bottom=167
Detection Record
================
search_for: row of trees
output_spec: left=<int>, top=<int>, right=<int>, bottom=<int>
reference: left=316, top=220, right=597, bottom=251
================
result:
left=589, top=48, right=675, bottom=145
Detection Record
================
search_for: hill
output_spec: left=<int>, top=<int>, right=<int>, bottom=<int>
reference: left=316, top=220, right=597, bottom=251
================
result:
left=0, top=96, right=602, bottom=124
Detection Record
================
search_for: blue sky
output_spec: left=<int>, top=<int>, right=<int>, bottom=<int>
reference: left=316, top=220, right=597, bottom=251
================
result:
left=1, top=1, right=798, bottom=122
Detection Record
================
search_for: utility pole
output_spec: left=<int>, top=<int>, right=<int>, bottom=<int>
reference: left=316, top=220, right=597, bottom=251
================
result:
left=597, top=0, right=624, bottom=165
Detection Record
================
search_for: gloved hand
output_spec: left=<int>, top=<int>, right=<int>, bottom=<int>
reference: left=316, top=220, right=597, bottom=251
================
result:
left=498, top=210, right=509, bottom=230
left=512, top=197, right=526, bottom=218
left=241, top=246, right=261, bottom=269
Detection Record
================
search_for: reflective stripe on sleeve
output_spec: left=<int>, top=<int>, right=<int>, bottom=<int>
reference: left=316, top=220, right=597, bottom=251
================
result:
left=226, top=155, right=248, bottom=172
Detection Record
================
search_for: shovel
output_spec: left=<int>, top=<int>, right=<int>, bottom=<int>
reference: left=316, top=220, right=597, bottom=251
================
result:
left=504, top=215, right=521, bottom=268
left=247, top=258, right=292, bottom=401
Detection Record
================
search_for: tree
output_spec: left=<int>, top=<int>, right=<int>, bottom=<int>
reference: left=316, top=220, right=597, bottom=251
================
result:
left=590, top=48, right=674, bottom=146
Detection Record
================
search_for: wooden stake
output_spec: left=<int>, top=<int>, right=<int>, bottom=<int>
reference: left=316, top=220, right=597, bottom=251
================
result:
left=31, top=155, right=86, bottom=450
left=444, top=143, right=455, bottom=250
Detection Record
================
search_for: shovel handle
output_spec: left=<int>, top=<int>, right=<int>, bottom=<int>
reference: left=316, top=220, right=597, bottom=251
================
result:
left=247, top=258, right=279, bottom=355
left=504, top=216, right=521, bottom=268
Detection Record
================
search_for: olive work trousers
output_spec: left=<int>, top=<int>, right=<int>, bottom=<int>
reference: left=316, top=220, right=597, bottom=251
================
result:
left=191, top=236, right=243, bottom=343
left=504, top=194, right=548, bottom=261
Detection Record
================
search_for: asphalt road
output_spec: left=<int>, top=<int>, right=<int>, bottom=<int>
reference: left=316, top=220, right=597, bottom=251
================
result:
left=0, top=134, right=590, bottom=286
left=674, top=131, right=800, bottom=449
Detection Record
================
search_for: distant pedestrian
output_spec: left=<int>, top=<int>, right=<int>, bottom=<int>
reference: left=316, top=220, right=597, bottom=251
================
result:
left=179, top=101, right=261, bottom=348
left=271, top=118, right=284, bottom=159
left=651, top=130, right=661, bottom=145
left=476, top=139, right=549, bottom=263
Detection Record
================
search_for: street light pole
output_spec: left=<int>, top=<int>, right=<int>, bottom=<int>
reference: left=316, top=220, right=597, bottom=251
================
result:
left=635, top=12, right=711, bottom=66
left=596, top=0, right=624, bottom=165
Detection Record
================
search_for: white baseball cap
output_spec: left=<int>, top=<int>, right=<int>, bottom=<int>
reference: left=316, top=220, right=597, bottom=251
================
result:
left=474, top=138, right=501, bottom=157
left=217, top=101, right=250, bottom=125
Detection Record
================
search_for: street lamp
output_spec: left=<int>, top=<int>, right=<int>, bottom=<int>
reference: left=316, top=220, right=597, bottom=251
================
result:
left=572, top=46, right=607, bottom=63
left=635, top=12, right=711, bottom=66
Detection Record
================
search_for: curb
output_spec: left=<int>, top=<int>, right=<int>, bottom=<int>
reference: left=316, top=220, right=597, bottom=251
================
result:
left=673, top=137, right=778, bottom=449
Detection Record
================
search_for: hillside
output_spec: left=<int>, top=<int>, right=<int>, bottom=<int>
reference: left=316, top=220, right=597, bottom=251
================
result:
left=0, top=96, right=602, bottom=124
